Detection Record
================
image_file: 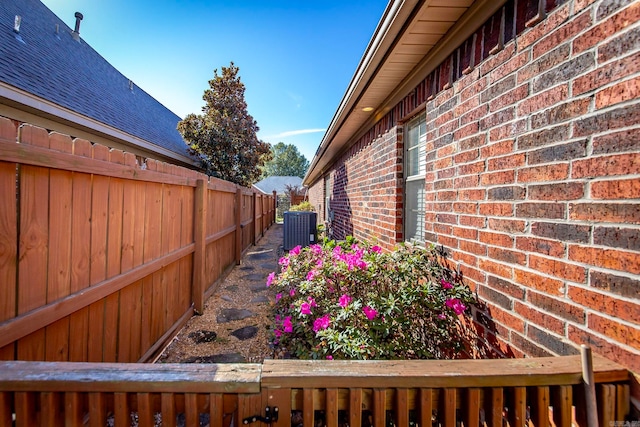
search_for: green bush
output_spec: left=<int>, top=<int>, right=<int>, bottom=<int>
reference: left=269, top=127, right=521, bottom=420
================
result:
left=266, top=237, right=477, bottom=360
left=288, top=201, right=314, bottom=212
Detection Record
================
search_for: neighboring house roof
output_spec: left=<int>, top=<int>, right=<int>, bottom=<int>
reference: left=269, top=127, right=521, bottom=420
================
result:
left=304, top=0, right=504, bottom=185
left=0, top=0, right=195, bottom=166
left=253, top=176, right=303, bottom=195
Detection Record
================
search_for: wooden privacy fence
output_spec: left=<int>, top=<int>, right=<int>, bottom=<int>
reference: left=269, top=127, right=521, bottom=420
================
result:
left=0, top=353, right=631, bottom=426
left=0, top=118, right=275, bottom=364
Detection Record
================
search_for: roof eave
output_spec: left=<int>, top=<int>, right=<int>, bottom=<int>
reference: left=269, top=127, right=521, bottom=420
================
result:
left=303, top=0, right=415, bottom=186
left=304, top=0, right=507, bottom=186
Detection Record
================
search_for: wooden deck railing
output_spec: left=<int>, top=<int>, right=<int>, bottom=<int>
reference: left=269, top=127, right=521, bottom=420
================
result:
left=0, top=353, right=631, bottom=426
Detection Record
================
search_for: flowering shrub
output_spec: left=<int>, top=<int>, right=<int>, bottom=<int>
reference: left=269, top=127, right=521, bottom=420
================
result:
left=267, top=237, right=477, bottom=360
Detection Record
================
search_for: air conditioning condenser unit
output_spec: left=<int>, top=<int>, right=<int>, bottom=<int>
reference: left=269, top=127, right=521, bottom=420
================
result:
left=283, top=211, right=317, bottom=251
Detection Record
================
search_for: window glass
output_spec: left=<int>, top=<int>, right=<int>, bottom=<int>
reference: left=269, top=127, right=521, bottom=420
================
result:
left=405, top=114, right=426, bottom=244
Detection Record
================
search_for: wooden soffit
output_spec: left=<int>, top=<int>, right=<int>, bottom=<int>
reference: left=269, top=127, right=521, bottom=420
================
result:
left=305, top=0, right=507, bottom=185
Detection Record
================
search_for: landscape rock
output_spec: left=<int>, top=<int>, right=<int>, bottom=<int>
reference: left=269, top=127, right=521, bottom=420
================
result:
left=231, top=326, right=259, bottom=340
left=217, top=308, right=255, bottom=323
left=182, top=353, right=246, bottom=363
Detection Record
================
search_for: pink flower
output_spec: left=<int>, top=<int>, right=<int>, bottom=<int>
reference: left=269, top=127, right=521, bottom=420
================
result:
left=310, top=244, right=323, bottom=255
left=279, top=257, right=289, bottom=267
left=283, top=316, right=293, bottom=333
left=440, top=279, right=453, bottom=289
left=275, top=293, right=282, bottom=302
left=289, top=288, right=296, bottom=297
left=363, top=306, right=378, bottom=320
left=438, top=313, right=447, bottom=320
left=313, top=314, right=331, bottom=332
left=266, top=272, right=276, bottom=287
left=316, top=259, right=324, bottom=268
left=339, top=294, right=352, bottom=308
left=306, top=269, right=318, bottom=281
left=307, top=297, right=317, bottom=308
left=273, top=329, right=282, bottom=338
left=289, top=245, right=302, bottom=256
left=326, top=355, right=333, bottom=360
left=445, top=298, right=466, bottom=315
left=371, top=245, right=382, bottom=254
left=300, top=302, right=312, bottom=315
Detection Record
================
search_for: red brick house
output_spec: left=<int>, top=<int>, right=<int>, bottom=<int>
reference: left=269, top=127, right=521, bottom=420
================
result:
left=304, top=0, right=639, bottom=399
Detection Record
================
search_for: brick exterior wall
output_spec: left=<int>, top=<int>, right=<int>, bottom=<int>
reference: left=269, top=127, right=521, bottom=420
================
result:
left=308, top=0, right=640, bottom=382
left=308, top=127, right=403, bottom=250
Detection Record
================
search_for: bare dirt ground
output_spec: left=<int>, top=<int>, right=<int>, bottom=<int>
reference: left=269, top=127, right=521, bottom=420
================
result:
left=156, top=224, right=283, bottom=364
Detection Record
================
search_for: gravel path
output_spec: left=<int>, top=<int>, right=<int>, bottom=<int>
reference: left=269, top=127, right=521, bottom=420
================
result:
left=156, top=224, right=283, bottom=364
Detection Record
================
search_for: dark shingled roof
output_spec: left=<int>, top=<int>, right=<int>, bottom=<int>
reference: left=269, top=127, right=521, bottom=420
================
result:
left=0, top=0, right=191, bottom=160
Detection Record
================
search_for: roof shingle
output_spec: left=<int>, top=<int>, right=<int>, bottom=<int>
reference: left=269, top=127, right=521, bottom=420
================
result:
left=0, top=0, right=191, bottom=160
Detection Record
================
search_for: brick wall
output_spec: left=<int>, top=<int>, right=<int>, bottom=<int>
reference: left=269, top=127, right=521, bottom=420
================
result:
left=308, top=127, right=403, bottom=250
left=424, top=0, right=640, bottom=375
left=309, top=0, right=640, bottom=383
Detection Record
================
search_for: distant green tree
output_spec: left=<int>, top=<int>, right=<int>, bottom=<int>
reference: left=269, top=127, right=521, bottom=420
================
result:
left=178, top=62, right=271, bottom=186
left=261, top=142, right=310, bottom=179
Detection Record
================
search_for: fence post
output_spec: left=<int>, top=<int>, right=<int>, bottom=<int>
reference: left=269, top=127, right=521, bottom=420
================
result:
left=192, top=179, right=207, bottom=314
left=235, top=188, right=242, bottom=265
left=273, top=191, right=277, bottom=224
left=253, top=192, right=258, bottom=246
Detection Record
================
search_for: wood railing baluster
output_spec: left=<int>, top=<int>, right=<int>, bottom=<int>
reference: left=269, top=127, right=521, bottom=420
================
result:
left=161, top=392, right=176, bottom=426
left=136, top=392, right=154, bottom=427
left=395, top=388, right=409, bottom=427
left=114, top=392, right=129, bottom=426
left=185, top=393, right=199, bottom=426
left=349, top=388, right=363, bottom=427
left=510, top=387, right=527, bottom=427
left=442, top=388, right=456, bottom=427
left=372, top=389, right=386, bottom=427
left=531, top=386, right=550, bottom=427
left=302, top=388, right=314, bottom=427
left=551, top=385, right=572, bottom=427
left=466, top=388, right=481, bottom=427
left=64, top=392, right=84, bottom=427
left=88, top=392, right=106, bottom=427
left=326, top=388, right=339, bottom=427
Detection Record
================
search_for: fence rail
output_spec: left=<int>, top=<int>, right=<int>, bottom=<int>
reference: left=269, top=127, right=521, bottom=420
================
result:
left=0, top=117, right=275, bottom=364
left=0, top=353, right=631, bottom=426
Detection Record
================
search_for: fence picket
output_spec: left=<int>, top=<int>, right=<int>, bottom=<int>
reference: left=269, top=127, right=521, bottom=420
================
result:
left=0, top=136, right=17, bottom=360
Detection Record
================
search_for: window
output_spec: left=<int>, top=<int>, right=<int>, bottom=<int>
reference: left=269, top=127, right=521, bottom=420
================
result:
left=405, top=114, right=426, bottom=245
left=324, top=175, right=331, bottom=223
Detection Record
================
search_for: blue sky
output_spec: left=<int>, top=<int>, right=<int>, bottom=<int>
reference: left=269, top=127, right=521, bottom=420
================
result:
left=40, top=0, right=388, bottom=161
